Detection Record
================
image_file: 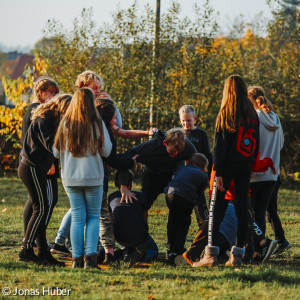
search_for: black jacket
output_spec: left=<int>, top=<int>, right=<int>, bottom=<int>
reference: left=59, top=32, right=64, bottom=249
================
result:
left=213, top=115, right=260, bottom=176
left=103, top=127, right=134, bottom=170
left=20, top=114, right=56, bottom=172
left=124, top=130, right=196, bottom=174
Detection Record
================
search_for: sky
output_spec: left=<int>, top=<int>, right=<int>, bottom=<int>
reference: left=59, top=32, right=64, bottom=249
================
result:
left=0, top=0, right=276, bottom=51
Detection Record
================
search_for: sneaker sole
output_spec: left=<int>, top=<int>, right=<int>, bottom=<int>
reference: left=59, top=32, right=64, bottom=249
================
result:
left=262, top=240, right=278, bottom=263
left=50, top=248, right=71, bottom=256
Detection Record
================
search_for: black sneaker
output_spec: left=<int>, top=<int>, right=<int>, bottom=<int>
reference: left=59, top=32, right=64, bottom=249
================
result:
left=114, top=247, right=124, bottom=261
left=260, top=239, right=278, bottom=263
left=103, top=253, right=116, bottom=265
left=19, top=247, right=39, bottom=263
left=167, top=252, right=177, bottom=265
left=37, top=251, right=65, bottom=267
left=124, top=247, right=145, bottom=266
left=97, top=247, right=105, bottom=264
left=272, top=240, right=292, bottom=255
left=50, top=243, right=71, bottom=256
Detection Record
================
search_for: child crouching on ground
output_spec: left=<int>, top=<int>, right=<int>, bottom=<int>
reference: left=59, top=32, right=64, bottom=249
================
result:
left=164, top=153, right=209, bottom=263
left=108, top=170, right=158, bottom=265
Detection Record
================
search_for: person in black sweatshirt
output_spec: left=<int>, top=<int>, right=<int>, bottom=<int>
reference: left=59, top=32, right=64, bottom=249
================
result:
left=123, top=128, right=197, bottom=208
left=18, top=94, right=71, bottom=266
left=198, top=75, right=260, bottom=267
left=20, top=77, right=59, bottom=241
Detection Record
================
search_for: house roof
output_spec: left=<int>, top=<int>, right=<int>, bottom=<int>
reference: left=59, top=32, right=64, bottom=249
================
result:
left=11, top=54, right=34, bottom=80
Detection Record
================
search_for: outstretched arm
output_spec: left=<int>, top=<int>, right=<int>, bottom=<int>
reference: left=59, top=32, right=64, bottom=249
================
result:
left=112, top=126, right=157, bottom=139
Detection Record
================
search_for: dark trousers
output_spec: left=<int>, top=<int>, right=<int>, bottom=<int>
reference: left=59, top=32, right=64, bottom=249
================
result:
left=165, top=194, right=195, bottom=254
left=209, top=162, right=251, bottom=248
left=267, top=176, right=286, bottom=243
left=250, top=180, right=276, bottom=249
left=23, top=174, right=58, bottom=236
left=142, top=170, right=173, bottom=207
left=18, top=162, right=50, bottom=250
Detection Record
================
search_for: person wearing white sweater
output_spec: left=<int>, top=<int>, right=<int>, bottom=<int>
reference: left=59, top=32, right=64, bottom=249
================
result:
left=248, top=86, right=284, bottom=262
left=53, top=88, right=112, bottom=270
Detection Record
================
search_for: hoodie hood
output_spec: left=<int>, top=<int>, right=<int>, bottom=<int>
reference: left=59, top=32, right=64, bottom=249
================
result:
left=256, top=110, right=281, bottom=132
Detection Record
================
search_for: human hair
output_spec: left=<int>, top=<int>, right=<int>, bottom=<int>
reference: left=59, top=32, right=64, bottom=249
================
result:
left=114, top=170, right=134, bottom=189
left=188, top=153, right=208, bottom=171
left=31, top=94, right=72, bottom=126
left=215, top=75, right=257, bottom=133
left=75, top=70, right=104, bottom=89
left=33, top=77, right=59, bottom=102
left=179, top=105, right=196, bottom=116
left=54, top=88, right=104, bottom=157
left=165, top=128, right=185, bottom=153
left=248, top=86, right=273, bottom=113
left=95, top=98, right=116, bottom=128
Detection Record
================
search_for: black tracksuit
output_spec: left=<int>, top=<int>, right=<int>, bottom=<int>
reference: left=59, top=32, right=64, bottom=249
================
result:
left=19, top=113, right=57, bottom=251
left=21, top=104, right=59, bottom=238
left=209, top=116, right=260, bottom=248
left=123, top=130, right=196, bottom=207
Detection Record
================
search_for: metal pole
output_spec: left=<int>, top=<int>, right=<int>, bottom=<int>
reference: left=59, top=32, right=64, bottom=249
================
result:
left=150, top=0, right=160, bottom=128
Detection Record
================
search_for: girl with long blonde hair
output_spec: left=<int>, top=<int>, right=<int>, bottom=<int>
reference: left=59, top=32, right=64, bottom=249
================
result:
left=53, top=88, right=112, bottom=269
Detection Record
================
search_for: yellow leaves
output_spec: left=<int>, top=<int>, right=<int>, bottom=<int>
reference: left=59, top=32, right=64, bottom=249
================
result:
left=195, top=45, right=208, bottom=55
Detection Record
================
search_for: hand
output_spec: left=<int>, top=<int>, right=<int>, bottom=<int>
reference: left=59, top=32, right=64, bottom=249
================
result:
left=132, top=154, right=139, bottom=164
left=120, top=185, right=137, bottom=203
left=148, top=128, right=158, bottom=135
left=216, top=176, right=225, bottom=192
left=47, top=164, right=55, bottom=175
left=271, top=165, right=277, bottom=174
left=99, top=91, right=112, bottom=100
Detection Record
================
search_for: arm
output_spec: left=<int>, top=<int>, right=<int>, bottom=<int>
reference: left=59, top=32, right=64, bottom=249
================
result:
left=52, top=146, right=60, bottom=158
left=100, top=121, right=112, bottom=158
left=112, top=126, right=155, bottom=139
left=213, top=131, right=228, bottom=177
left=115, top=106, right=122, bottom=128
left=202, top=132, right=213, bottom=179
left=252, top=151, right=276, bottom=174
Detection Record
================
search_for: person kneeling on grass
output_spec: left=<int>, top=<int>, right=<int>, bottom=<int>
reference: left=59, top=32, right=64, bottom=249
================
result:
left=164, top=153, right=209, bottom=263
left=108, top=170, right=158, bottom=265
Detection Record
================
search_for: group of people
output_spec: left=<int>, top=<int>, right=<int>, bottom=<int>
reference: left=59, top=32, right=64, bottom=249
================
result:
left=18, top=71, right=291, bottom=270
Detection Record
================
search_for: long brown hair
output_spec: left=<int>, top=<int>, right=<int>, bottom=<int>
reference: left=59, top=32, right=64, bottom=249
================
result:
left=31, top=94, right=72, bottom=127
left=248, top=86, right=273, bottom=113
left=54, top=88, right=104, bottom=157
left=216, top=75, right=256, bottom=133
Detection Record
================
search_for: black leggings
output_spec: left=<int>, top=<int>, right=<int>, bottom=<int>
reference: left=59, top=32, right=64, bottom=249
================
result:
left=19, top=162, right=51, bottom=250
left=209, top=162, right=251, bottom=248
left=250, top=180, right=276, bottom=249
left=267, top=176, right=286, bottom=243
left=23, top=174, right=58, bottom=236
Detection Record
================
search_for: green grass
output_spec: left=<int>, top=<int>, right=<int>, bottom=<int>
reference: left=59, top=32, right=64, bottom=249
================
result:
left=0, top=176, right=300, bottom=299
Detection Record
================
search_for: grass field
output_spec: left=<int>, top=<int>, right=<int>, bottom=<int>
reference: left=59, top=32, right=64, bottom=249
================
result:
left=0, top=176, right=299, bottom=299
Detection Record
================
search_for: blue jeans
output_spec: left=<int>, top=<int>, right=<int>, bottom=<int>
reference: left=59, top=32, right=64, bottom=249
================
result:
left=55, top=208, right=71, bottom=245
left=65, top=186, right=103, bottom=258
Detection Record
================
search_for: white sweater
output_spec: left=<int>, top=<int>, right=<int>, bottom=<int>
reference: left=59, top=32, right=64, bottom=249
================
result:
left=251, top=110, right=284, bottom=182
left=53, top=121, right=112, bottom=187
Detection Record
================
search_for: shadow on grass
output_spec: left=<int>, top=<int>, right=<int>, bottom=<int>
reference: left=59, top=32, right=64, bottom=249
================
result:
left=3, top=259, right=300, bottom=288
